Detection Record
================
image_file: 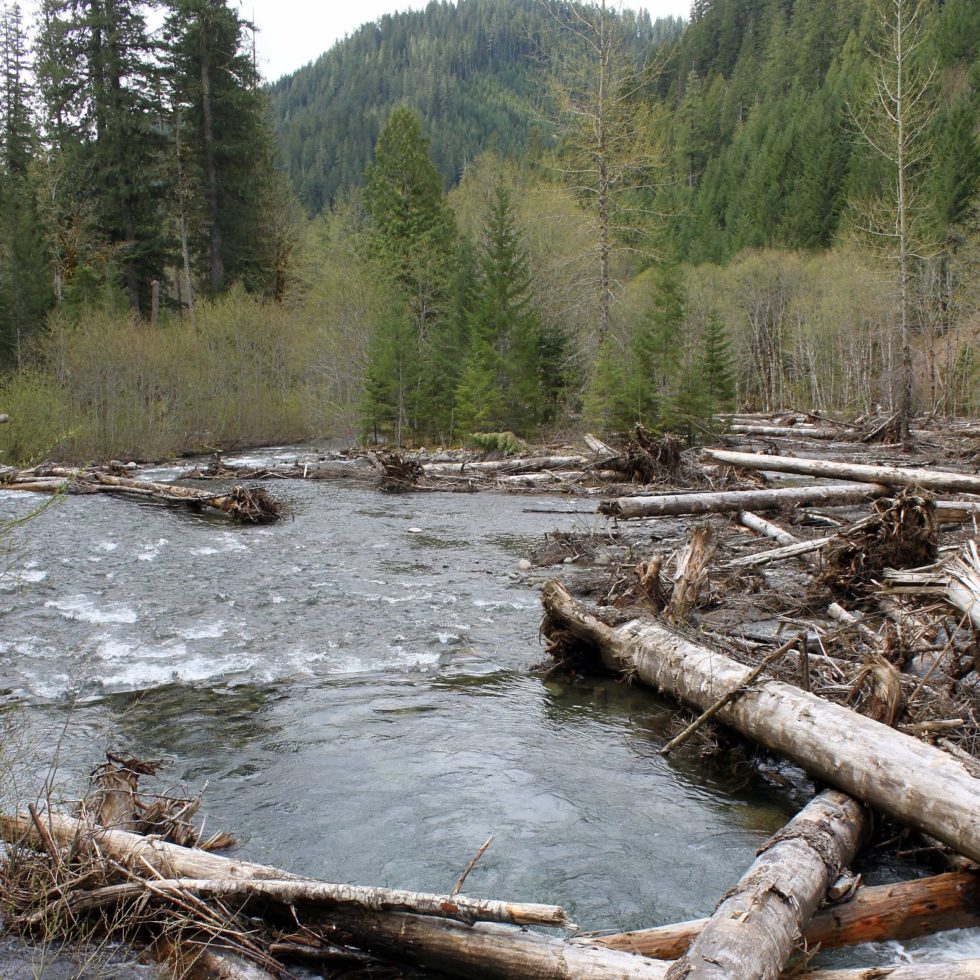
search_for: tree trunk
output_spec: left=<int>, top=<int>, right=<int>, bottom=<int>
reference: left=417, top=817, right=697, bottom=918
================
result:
left=595, top=871, right=980, bottom=960
left=321, top=910, right=671, bottom=980
left=803, top=964, right=980, bottom=980
left=541, top=582, right=980, bottom=863
left=0, top=812, right=568, bottom=928
left=599, top=484, right=890, bottom=519
left=702, top=450, right=980, bottom=495
left=664, top=790, right=866, bottom=979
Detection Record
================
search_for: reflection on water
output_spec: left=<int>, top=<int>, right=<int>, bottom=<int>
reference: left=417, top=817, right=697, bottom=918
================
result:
left=2, top=453, right=976, bottom=967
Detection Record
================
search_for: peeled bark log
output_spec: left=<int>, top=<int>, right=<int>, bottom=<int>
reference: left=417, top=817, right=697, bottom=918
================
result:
left=541, top=582, right=980, bottom=863
left=322, top=910, right=670, bottom=980
left=600, top=484, right=890, bottom=519
left=595, top=870, right=980, bottom=959
left=703, top=449, right=980, bottom=495
left=0, top=812, right=569, bottom=927
left=664, top=790, right=866, bottom=980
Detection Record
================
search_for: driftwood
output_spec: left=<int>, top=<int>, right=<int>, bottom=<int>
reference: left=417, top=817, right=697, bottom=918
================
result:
left=541, top=581, right=980, bottom=863
left=882, top=541, right=980, bottom=630
left=663, top=790, right=867, bottom=980
left=599, top=483, right=890, bottom=519
left=802, top=964, right=980, bottom=979
left=738, top=511, right=801, bottom=546
left=321, top=911, right=672, bottom=979
left=702, top=449, right=980, bottom=495
left=2, top=467, right=282, bottom=523
left=0, top=811, right=569, bottom=928
left=666, top=525, right=716, bottom=623
left=595, top=870, right=980, bottom=958
left=423, top=455, right=587, bottom=478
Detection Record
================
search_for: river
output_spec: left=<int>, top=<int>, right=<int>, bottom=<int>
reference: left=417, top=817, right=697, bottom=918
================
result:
left=1, top=447, right=975, bottom=973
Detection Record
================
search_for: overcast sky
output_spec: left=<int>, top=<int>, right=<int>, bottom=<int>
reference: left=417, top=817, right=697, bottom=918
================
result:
left=241, top=1, right=692, bottom=82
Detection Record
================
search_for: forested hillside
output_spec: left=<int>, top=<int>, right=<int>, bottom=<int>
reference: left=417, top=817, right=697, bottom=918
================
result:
left=268, top=0, right=680, bottom=212
left=0, top=0, right=977, bottom=465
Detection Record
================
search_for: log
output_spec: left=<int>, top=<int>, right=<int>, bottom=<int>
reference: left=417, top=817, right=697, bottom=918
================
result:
left=321, top=909, right=671, bottom=979
left=935, top=500, right=980, bottom=524
left=599, top=484, right=890, bottom=519
left=5, top=468, right=283, bottom=523
left=702, top=449, right=980, bottom=495
left=0, top=812, right=569, bottom=927
left=723, top=534, right=835, bottom=569
left=585, top=433, right=617, bottom=457
left=594, top=870, right=980, bottom=959
left=423, top=456, right=586, bottom=478
left=738, top=512, right=801, bottom=546
left=801, top=963, right=980, bottom=979
left=729, top=424, right=845, bottom=440
left=663, top=790, right=867, bottom=979
left=540, top=582, right=980, bottom=863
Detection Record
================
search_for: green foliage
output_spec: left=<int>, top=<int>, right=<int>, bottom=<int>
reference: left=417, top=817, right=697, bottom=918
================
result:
left=468, top=431, right=528, bottom=455
left=268, top=0, right=676, bottom=213
left=455, top=181, right=566, bottom=436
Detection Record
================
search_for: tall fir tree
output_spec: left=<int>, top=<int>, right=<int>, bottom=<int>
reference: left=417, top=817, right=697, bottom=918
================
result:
left=0, top=2, right=50, bottom=364
left=362, top=105, right=457, bottom=440
left=34, top=0, right=170, bottom=313
left=164, top=0, right=281, bottom=297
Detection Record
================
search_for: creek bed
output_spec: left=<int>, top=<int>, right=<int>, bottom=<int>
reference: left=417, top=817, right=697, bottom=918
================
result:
left=0, top=448, right=975, bottom=974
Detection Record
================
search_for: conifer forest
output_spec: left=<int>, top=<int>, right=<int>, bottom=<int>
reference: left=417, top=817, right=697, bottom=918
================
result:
left=0, top=0, right=978, bottom=460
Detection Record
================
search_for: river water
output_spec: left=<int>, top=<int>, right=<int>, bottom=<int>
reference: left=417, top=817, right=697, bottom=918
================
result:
left=0, top=448, right=975, bottom=972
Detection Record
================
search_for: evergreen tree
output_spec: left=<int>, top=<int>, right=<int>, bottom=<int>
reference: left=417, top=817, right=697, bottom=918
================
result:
left=0, top=2, right=50, bottom=364
left=456, top=182, right=565, bottom=436
left=164, top=0, right=280, bottom=297
left=363, top=105, right=457, bottom=439
left=34, top=0, right=170, bottom=313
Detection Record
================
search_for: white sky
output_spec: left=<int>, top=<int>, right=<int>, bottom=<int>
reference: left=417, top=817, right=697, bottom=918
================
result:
left=240, top=1, right=691, bottom=82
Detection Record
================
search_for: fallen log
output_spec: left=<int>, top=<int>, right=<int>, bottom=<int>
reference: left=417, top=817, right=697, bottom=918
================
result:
left=0, top=812, right=568, bottom=927
left=5, top=468, right=282, bottom=523
left=723, top=534, right=835, bottom=569
left=423, top=455, right=586, bottom=478
left=541, top=581, right=980, bottom=862
left=321, top=909, right=671, bottom=980
left=595, top=870, right=980, bottom=958
left=702, top=449, right=980, bottom=495
left=599, top=484, right=890, bottom=519
left=738, top=511, right=801, bottom=546
left=801, top=962, right=980, bottom=979
left=729, top=424, right=845, bottom=440
left=663, top=790, right=867, bottom=979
